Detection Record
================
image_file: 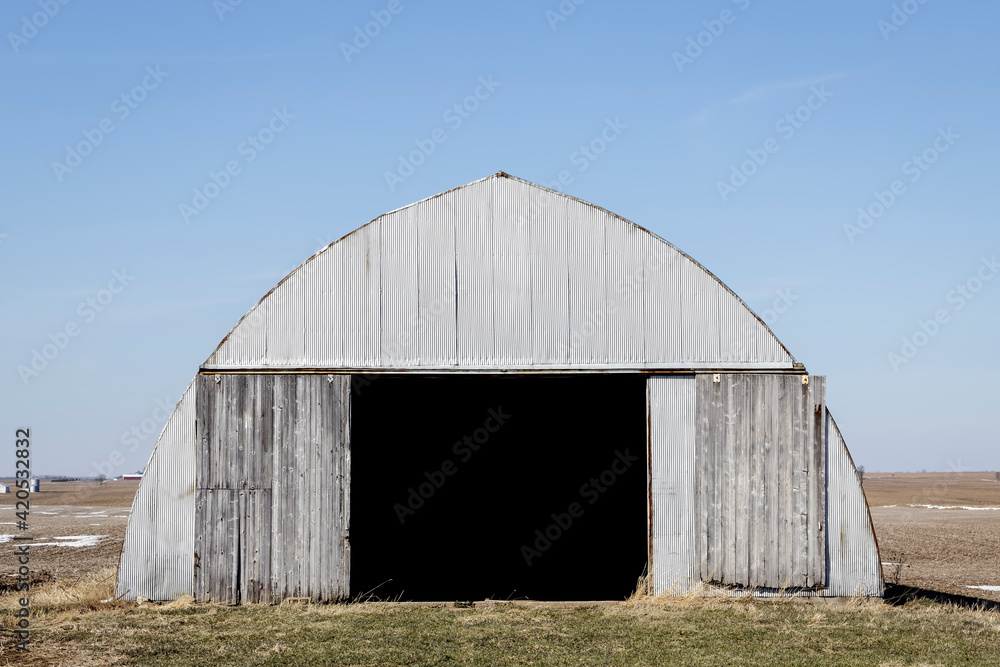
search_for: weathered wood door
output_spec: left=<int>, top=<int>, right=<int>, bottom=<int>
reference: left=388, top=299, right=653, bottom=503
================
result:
left=194, top=373, right=351, bottom=603
left=694, top=373, right=827, bottom=589
left=649, top=373, right=827, bottom=594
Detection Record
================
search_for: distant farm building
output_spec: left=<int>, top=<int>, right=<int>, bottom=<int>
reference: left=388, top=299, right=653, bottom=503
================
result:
left=121, top=473, right=143, bottom=481
left=119, top=173, right=883, bottom=603
left=0, top=483, right=9, bottom=494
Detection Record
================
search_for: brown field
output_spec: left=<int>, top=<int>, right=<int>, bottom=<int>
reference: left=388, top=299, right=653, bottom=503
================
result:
left=0, top=475, right=997, bottom=605
left=0, top=480, right=137, bottom=588
left=864, top=472, right=1000, bottom=603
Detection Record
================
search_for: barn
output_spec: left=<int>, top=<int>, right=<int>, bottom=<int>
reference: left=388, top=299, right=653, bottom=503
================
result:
left=118, top=172, right=882, bottom=603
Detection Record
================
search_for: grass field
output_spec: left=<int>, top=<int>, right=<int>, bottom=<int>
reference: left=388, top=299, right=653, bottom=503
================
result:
left=1, top=474, right=998, bottom=665
left=2, top=571, right=1000, bottom=666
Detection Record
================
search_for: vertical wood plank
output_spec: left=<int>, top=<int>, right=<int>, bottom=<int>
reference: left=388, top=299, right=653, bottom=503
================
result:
left=341, top=375, right=352, bottom=599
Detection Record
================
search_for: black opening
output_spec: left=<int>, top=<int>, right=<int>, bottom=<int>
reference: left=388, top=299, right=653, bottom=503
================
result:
left=350, top=374, right=648, bottom=601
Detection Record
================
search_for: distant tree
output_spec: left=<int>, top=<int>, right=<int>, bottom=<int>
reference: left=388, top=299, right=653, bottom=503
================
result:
left=96, top=474, right=106, bottom=486
left=995, top=471, right=999, bottom=482
left=856, top=465, right=865, bottom=484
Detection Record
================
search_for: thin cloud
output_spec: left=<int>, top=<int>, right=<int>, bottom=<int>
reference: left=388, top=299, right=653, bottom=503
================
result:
left=729, top=71, right=847, bottom=105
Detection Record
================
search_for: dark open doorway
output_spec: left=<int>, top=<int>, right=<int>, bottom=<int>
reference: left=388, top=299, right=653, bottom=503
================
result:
left=350, top=374, right=648, bottom=601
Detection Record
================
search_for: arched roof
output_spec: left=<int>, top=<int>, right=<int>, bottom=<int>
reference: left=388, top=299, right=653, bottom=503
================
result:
left=204, top=173, right=797, bottom=371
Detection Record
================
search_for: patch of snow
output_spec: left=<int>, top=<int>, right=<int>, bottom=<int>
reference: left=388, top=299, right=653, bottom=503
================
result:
left=31, top=535, right=106, bottom=548
left=0, top=535, right=12, bottom=543
left=882, top=562, right=902, bottom=566
left=966, top=586, right=1000, bottom=592
left=36, top=511, right=60, bottom=515
left=909, top=504, right=1000, bottom=511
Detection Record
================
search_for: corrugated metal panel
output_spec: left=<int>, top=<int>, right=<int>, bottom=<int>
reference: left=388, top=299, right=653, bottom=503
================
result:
left=821, top=409, right=883, bottom=597
left=604, top=211, right=645, bottom=364
left=642, top=234, right=683, bottom=364
left=380, top=208, right=420, bottom=366
left=416, top=195, right=457, bottom=365
left=455, top=180, right=496, bottom=365
left=490, top=177, right=533, bottom=364
left=567, top=200, right=609, bottom=364
left=341, top=220, right=381, bottom=367
left=649, top=375, right=696, bottom=594
left=528, top=186, right=571, bottom=364
left=203, top=172, right=797, bottom=371
left=118, top=379, right=196, bottom=601
left=303, top=241, right=343, bottom=366
left=680, top=257, right=721, bottom=363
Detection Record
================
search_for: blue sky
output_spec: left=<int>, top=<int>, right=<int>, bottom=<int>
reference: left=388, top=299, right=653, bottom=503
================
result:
left=1, top=0, right=997, bottom=476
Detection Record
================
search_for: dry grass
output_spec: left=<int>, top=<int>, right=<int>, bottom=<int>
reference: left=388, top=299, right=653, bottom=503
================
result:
left=2, top=573, right=999, bottom=665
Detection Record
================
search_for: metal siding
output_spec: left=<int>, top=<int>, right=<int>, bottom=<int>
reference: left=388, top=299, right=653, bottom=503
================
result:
left=416, top=196, right=458, bottom=365
left=379, top=208, right=420, bottom=366
left=821, top=409, right=883, bottom=597
left=455, top=181, right=496, bottom=365
left=202, top=175, right=796, bottom=370
left=117, top=380, right=196, bottom=601
left=490, top=177, right=533, bottom=364
left=680, top=258, right=722, bottom=364
left=642, top=236, right=683, bottom=365
left=529, top=188, right=571, bottom=364
left=649, top=375, right=696, bottom=594
left=341, top=221, right=381, bottom=368
left=303, top=242, right=344, bottom=366
left=605, top=215, right=645, bottom=364
left=567, top=201, right=610, bottom=364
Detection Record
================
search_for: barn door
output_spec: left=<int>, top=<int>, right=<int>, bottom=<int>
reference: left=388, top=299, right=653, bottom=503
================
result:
left=194, top=373, right=351, bottom=604
left=648, top=373, right=827, bottom=595
left=693, top=373, right=827, bottom=590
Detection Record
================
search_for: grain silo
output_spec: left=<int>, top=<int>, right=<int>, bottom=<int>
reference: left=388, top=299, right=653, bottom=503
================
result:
left=118, top=172, right=882, bottom=603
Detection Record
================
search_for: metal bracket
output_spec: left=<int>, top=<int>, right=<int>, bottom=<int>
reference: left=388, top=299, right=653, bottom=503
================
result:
left=802, top=375, right=809, bottom=385
left=713, top=374, right=720, bottom=383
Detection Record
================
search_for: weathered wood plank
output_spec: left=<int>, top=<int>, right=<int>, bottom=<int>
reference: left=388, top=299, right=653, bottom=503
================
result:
left=721, top=375, right=736, bottom=582
left=341, top=375, right=352, bottom=599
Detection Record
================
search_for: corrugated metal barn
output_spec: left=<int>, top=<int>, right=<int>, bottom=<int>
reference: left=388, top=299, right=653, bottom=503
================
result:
left=118, top=172, right=883, bottom=603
